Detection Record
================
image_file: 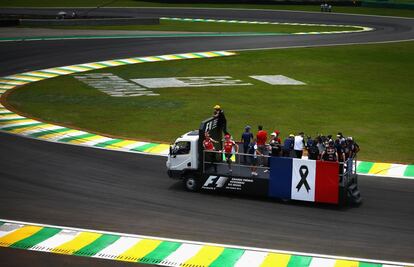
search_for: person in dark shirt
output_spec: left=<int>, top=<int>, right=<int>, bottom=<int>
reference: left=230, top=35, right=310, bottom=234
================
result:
left=322, top=141, right=338, bottom=162
left=282, top=134, right=295, bottom=157
left=213, top=105, right=228, bottom=135
left=241, top=125, right=254, bottom=163
left=346, top=137, right=360, bottom=159
left=307, top=138, right=320, bottom=160
left=269, top=131, right=282, bottom=157
left=338, top=140, right=347, bottom=162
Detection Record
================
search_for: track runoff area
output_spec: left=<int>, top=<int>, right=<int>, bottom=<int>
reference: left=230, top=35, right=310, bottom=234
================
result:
left=0, top=14, right=413, bottom=267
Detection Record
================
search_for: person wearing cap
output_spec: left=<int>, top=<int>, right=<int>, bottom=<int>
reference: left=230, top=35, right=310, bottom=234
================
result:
left=337, top=132, right=345, bottom=143
left=269, top=131, right=282, bottom=157
left=346, top=137, right=360, bottom=159
left=241, top=125, right=254, bottom=163
left=282, top=134, right=295, bottom=157
left=294, top=132, right=305, bottom=159
left=223, top=134, right=238, bottom=173
left=213, top=105, right=228, bottom=135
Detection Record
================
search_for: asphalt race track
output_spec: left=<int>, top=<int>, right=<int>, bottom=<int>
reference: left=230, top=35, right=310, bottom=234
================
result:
left=0, top=7, right=413, bottom=267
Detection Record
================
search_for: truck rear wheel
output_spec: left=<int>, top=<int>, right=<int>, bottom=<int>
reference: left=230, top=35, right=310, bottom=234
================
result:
left=184, top=176, right=201, bottom=192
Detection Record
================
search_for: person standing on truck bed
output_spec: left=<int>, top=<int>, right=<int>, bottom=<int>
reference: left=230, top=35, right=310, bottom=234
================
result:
left=203, top=132, right=219, bottom=172
left=241, top=125, right=254, bottom=163
left=213, top=105, right=228, bottom=135
left=282, top=134, right=295, bottom=157
left=256, top=125, right=268, bottom=165
left=294, top=132, right=305, bottom=159
left=248, top=139, right=262, bottom=176
left=346, top=137, right=360, bottom=159
left=321, top=141, right=338, bottom=162
left=203, top=131, right=218, bottom=150
left=269, top=131, right=282, bottom=157
left=223, top=134, right=238, bottom=174
left=307, top=138, right=320, bottom=160
left=316, top=135, right=325, bottom=158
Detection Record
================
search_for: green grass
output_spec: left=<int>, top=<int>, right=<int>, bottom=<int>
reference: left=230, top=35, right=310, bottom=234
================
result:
left=6, top=41, right=414, bottom=164
left=1, top=1, right=413, bottom=18
left=30, top=19, right=358, bottom=34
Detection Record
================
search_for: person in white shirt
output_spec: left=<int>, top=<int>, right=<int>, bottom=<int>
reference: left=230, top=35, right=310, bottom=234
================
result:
left=294, top=132, right=305, bottom=159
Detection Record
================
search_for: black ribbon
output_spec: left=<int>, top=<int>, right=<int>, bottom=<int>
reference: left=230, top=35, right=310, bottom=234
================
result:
left=296, top=165, right=311, bottom=192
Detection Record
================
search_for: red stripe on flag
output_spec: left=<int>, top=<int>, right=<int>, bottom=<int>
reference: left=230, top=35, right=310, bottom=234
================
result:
left=315, top=161, right=339, bottom=204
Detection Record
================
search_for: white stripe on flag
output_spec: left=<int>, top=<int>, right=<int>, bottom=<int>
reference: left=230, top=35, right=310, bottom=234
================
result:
left=159, top=244, right=202, bottom=267
left=291, top=158, right=316, bottom=202
left=234, top=251, right=268, bottom=267
left=94, top=236, right=141, bottom=259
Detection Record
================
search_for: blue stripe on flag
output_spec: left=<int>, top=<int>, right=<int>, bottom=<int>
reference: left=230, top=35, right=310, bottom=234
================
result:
left=269, top=157, right=292, bottom=199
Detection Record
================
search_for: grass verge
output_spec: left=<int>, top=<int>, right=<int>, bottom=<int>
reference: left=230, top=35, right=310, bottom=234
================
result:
left=6, top=41, right=414, bottom=164
left=0, top=1, right=413, bottom=18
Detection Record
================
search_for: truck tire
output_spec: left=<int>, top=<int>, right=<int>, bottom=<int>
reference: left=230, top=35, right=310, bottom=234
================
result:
left=184, top=176, right=200, bottom=192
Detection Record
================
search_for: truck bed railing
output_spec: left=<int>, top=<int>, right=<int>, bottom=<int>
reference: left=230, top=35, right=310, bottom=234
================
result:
left=203, top=150, right=271, bottom=178
left=339, top=156, right=357, bottom=187
left=203, top=150, right=358, bottom=183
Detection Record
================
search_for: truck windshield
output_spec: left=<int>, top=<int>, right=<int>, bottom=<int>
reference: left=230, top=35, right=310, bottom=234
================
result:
left=172, top=141, right=191, bottom=155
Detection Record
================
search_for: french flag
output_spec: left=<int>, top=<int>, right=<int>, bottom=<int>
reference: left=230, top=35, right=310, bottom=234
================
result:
left=269, top=157, right=339, bottom=204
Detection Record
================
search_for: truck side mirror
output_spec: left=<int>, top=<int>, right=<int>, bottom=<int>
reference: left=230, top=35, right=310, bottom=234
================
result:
left=169, top=145, right=176, bottom=158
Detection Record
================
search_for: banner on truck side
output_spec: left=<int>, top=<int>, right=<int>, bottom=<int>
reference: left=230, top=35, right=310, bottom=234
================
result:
left=269, top=158, right=339, bottom=204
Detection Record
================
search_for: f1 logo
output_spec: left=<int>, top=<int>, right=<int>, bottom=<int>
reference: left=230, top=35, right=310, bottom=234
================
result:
left=203, top=176, right=228, bottom=188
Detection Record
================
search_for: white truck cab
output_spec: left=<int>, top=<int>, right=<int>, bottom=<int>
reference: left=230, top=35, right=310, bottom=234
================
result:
left=166, top=130, right=199, bottom=176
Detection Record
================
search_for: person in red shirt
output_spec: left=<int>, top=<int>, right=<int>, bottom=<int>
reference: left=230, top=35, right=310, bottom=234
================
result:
left=256, top=125, right=268, bottom=165
left=223, top=134, right=239, bottom=173
left=203, top=131, right=217, bottom=151
left=203, top=132, right=218, bottom=172
left=272, top=130, right=282, bottom=144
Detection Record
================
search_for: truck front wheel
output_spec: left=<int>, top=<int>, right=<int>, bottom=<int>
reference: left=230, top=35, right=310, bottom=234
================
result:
left=184, top=176, right=201, bottom=192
